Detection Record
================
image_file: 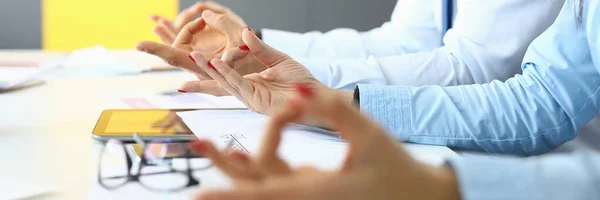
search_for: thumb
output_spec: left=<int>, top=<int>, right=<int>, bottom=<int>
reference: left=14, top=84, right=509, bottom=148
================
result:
left=241, top=28, right=290, bottom=68
left=202, top=10, right=242, bottom=37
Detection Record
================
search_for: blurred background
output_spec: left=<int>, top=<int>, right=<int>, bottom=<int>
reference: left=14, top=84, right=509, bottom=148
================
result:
left=0, top=0, right=396, bottom=50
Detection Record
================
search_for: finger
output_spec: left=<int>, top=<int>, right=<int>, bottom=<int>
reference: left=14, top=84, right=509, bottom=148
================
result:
left=197, top=1, right=228, bottom=13
left=173, top=18, right=207, bottom=47
left=221, top=47, right=250, bottom=67
left=294, top=85, right=382, bottom=150
left=241, top=28, right=290, bottom=68
left=155, top=17, right=178, bottom=34
left=197, top=188, right=265, bottom=200
left=180, top=80, right=230, bottom=96
left=254, top=99, right=305, bottom=175
left=209, top=59, right=255, bottom=101
left=189, top=140, right=255, bottom=179
left=153, top=25, right=175, bottom=45
left=190, top=52, right=249, bottom=106
left=135, top=41, right=209, bottom=78
left=174, top=4, right=204, bottom=30
left=202, top=10, right=243, bottom=36
left=228, top=150, right=251, bottom=165
left=226, top=150, right=262, bottom=179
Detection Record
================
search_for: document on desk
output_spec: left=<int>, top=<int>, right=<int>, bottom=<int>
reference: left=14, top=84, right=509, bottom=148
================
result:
left=0, top=179, right=54, bottom=200
left=50, top=46, right=177, bottom=78
left=177, top=110, right=457, bottom=168
left=0, top=57, right=64, bottom=91
left=113, top=92, right=247, bottom=109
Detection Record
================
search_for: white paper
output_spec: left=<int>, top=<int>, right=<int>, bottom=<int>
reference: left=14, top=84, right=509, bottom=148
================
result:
left=64, top=46, right=169, bottom=72
left=0, top=57, right=63, bottom=90
left=0, top=180, right=54, bottom=200
left=114, top=92, right=247, bottom=109
left=178, top=110, right=457, bottom=168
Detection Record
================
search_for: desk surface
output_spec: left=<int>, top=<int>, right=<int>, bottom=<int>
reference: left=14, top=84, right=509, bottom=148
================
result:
left=0, top=51, right=456, bottom=199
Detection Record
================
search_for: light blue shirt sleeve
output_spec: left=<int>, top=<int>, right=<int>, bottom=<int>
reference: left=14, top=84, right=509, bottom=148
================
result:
left=359, top=0, right=600, bottom=156
left=364, top=2, right=600, bottom=199
left=447, top=151, right=600, bottom=200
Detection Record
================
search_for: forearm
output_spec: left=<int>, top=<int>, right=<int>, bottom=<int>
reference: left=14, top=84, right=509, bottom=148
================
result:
left=299, top=58, right=388, bottom=91
left=260, top=22, right=440, bottom=61
left=358, top=65, right=598, bottom=155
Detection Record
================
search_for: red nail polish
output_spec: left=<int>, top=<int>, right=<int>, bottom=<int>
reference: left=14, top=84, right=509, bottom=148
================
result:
left=207, top=61, right=216, bottom=70
left=294, top=83, right=314, bottom=98
left=246, top=27, right=253, bottom=33
left=188, top=53, right=196, bottom=63
left=178, top=89, right=187, bottom=93
left=238, top=45, right=249, bottom=51
left=189, top=140, right=206, bottom=154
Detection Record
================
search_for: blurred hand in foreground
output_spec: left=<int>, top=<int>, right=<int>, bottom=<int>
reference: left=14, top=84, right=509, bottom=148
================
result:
left=190, top=86, right=461, bottom=200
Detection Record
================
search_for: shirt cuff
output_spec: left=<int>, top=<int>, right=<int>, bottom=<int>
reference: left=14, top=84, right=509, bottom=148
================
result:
left=357, top=84, right=413, bottom=140
left=446, top=155, right=541, bottom=200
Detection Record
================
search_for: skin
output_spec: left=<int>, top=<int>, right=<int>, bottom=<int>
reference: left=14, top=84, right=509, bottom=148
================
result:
left=139, top=1, right=345, bottom=118
left=189, top=28, right=354, bottom=129
left=189, top=87, right=461, bottom=200
left=137, top=1, right=264, bottom=82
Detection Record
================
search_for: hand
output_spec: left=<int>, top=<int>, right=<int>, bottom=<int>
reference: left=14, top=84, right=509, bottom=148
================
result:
left=149, top=1, right=245, bottom=45
left=190, top=87, right=462, bottom=200
left=137, top=2, right=264, bottom=80
left=188, top=28, right=347, bottom=116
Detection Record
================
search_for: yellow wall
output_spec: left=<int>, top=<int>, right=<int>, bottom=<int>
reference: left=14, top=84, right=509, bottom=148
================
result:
left=43, top=0, right=178, bottom=50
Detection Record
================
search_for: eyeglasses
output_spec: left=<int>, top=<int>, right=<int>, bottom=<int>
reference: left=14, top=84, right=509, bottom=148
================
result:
left=97, top=133, right=229, bottom=192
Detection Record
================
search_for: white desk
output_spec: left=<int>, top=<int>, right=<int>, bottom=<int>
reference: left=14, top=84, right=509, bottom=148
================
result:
left=0, top=51, right=456, bottom=199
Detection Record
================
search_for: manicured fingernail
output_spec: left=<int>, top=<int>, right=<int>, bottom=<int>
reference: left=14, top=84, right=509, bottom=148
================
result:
left=294, top=83, right=314, bottom=98
left=189, top=140, right=206, bottom=154
left=178, top=89, right=187, bottom=93
left=188, top=53, right=196, bottom=63
left=207, top=61, right=216, bottom=70
left=246, top=27, right=253, bottom=33
left=238, top=45, right=249, bottom=51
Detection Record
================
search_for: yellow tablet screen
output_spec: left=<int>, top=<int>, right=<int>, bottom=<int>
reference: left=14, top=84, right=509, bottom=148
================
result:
left=93, top=109, right=193, bottom=136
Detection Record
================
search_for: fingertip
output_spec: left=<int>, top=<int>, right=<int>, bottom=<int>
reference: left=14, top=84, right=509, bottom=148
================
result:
left=202, top=10, right=216, bottom=19
left=190, top=51, right=208, bottom=63
left=189, top=139, right=209, bottom=155
left=152, top=25, right=161, bottom=33
left=180, top=81, right=196, bottom=91
left=134, top=40, right=154, bottom=52
left=149, top=15, right=159, bottom=22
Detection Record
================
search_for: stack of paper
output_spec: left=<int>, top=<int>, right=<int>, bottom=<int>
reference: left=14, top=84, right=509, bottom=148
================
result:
left=51, top=46, right=176, bottom=77
left=0, top=179, right=54, bottom=200
left=0, top=57, right=64, bottom=91
left=115, top=92, right=247, bottom=109
left=177, top=110, right=457, bottom=168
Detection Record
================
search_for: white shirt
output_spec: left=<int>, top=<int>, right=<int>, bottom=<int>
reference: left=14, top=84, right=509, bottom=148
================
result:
left=262, top=0, right=564, bottom=92
left=262, top=0, right=444, bottom=61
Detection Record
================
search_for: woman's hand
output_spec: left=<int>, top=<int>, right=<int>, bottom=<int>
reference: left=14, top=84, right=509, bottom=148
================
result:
left=187, top=28, right=346, bottom=116
left=190, top=86, right=461, bottom=200
left=149, top=1, right=245, bottom=46
left=136, top=2, right=265, bottom=79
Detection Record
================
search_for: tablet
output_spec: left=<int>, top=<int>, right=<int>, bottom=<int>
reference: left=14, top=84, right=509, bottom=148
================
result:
left=92, top=109, right=196, bottom=142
